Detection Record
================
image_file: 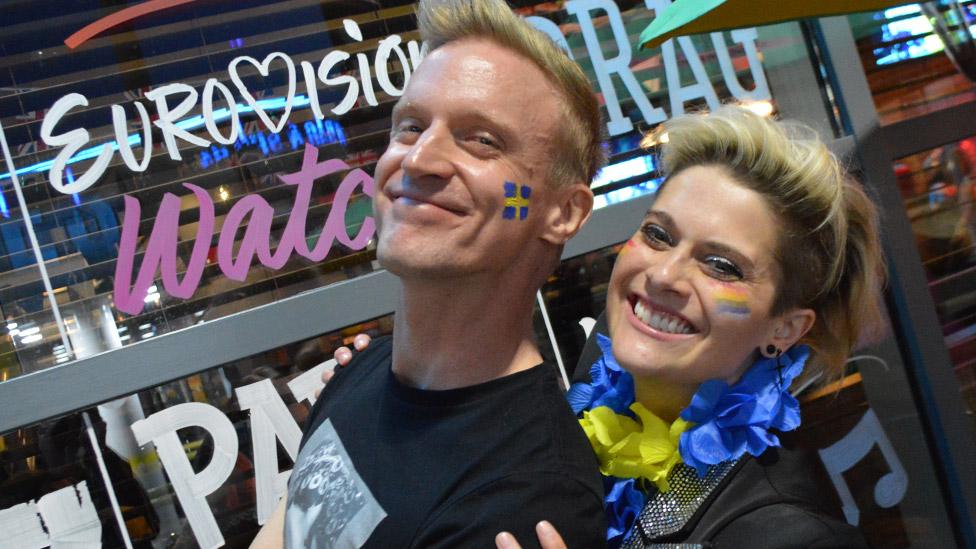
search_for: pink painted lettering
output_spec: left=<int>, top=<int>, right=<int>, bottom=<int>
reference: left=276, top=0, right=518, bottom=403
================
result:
left=113, top=144, right=376, bottom=315
left=114, top=183, right=215, bottom=314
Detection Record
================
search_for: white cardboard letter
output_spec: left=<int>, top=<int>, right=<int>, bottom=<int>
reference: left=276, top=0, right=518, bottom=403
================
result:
left=37, top=482, right=101, bottom=548
left=0, top=501, right=47, bottom=548
left=711, top=29, right=772, bottom=102
left=526, top=16, right=573, bottom=58
left=131, top=402, right=239, bottom=549
left=236, top=379, right=302, bottom=525
left=567, top=0, right=667, bottom=136
left=287, top=359, right=337, bottom=407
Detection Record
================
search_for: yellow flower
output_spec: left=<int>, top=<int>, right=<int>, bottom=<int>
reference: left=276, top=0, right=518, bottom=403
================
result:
left=579, top=403, right=692, bottom=492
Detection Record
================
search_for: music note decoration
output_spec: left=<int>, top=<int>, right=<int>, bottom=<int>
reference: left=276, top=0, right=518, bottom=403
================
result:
left=818, top=408, right=908, bottom=526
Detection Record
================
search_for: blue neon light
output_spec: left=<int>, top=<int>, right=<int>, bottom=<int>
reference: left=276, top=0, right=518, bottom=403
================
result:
left=593, top=177, right=663, bottom=210
left=591, top=154, right=656, bottom=190
left=66, top=167, right=81, bottom=205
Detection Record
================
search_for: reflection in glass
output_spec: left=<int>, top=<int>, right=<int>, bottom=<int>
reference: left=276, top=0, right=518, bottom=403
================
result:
left=852, top=1, right=976, bottom=124
left=894, top=136, right=976, bottom=432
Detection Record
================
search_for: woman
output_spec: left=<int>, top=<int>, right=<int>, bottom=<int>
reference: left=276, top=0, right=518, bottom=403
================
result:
left=333, top=106, right=884, bottom=548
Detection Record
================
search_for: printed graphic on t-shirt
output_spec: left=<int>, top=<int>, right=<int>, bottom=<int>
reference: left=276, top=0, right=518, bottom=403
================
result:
left=285, top=419, right=387, bottom=549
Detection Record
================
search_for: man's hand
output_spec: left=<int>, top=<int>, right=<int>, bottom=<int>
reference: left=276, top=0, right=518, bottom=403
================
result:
left=495, top=521, right=568, bottom=549
left=313, top=334, right=372, bottom=398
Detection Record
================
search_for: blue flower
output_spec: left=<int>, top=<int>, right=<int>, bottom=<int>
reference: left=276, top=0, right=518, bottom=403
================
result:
left=678, top=345, right=810, bottom=475
left=567, top=334, right=635, bottom=415
left=603, top=476, right=646, bottom=549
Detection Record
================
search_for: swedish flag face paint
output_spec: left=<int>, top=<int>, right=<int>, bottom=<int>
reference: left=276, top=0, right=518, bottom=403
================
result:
left=503, top=182, right=531, bottom=220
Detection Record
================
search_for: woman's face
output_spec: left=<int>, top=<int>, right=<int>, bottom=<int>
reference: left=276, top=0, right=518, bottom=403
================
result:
left=606, top=165, right=793, bottom=392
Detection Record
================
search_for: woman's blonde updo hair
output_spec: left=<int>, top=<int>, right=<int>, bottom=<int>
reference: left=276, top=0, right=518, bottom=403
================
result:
left=647, top=106, right=887, bottom=386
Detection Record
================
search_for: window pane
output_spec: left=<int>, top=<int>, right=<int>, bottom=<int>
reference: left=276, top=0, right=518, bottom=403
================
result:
left=894, top=135, right=976, bottom=429
left=0, top=0, right=840, bottom=380
left=850, top=1, right=976, bottom=125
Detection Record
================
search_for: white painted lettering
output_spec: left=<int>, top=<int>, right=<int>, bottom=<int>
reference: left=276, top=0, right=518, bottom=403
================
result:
left=112, top=101, right=153, bottom=172
left=375, top=34, right=411, bottom=97
left=40, top=93, right=113, bottom=194
left=228, top=53, right=297, bottom=134
left=343, top=20, right=378, bottom=107
left=319, top=50, right=359, bottom=116
left=146, top=83, right=211, bottom=161
left=301, top=60, right=327, bottom=120
left=202, top=78, right=240, bottom=145
left=407, top=40, right=427, bottom=71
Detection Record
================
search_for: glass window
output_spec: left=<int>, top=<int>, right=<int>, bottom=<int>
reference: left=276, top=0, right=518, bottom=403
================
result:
left=0, top=316, right=394, bottom=547
left=0, top=303, right=575, bottom=547
left=0, top=1, right=842, bottom=380
left=849, top=1, right=976, bottom=125
left=7, top=2, right=951, bottom=547
left=894, top=135, right=976, bottom=430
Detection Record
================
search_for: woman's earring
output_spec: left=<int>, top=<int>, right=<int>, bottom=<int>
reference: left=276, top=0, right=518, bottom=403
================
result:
left=764, top=344, right=780, bottom=357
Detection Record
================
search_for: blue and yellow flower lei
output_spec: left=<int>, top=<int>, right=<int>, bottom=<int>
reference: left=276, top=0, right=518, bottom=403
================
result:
left=567, top=334, right=810, bottom=547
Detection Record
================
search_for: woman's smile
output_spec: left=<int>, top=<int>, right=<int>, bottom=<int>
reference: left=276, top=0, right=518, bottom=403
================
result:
left=627, top=294, right=698, bottom=338
left=606, top=165, right=786, bottom=390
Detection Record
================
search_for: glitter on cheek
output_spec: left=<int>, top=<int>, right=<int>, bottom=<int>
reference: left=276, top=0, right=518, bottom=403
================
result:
left=712, top=283, right=750, bottom=316
left=502, top=181, right=532, bottom=220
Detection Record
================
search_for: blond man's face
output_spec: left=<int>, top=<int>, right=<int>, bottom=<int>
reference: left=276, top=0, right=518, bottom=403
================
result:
left=372, top=38, right=567, bottom=280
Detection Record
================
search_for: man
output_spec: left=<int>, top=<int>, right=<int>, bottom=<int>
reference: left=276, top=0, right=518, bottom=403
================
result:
left=253, top=0, right=607, bottom=546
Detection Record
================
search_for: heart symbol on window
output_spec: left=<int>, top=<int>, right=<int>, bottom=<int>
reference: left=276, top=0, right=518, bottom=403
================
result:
left=228, top=52, right=296, bottom=134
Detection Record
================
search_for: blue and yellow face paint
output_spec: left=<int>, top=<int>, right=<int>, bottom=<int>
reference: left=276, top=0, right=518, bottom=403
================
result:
left=714, top=285, right=750, bottom=316
left=503, top=182, right=531, bottom=220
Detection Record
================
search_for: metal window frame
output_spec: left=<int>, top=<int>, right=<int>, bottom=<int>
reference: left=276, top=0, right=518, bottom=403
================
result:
left=816, top=15, right=976, bottom=547
left=0, top=135, right=862, bottom=432
left=0, top=196, right=649, bottom=433
left=0, top=15, right=974, bottom=546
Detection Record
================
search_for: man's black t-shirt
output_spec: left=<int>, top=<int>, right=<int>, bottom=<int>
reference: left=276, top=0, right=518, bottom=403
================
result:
left=284, top=336, right=607, bottom=548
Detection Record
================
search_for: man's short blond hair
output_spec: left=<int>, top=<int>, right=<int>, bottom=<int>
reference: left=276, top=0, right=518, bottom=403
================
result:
left=417, top=0, right=606, bottom=187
